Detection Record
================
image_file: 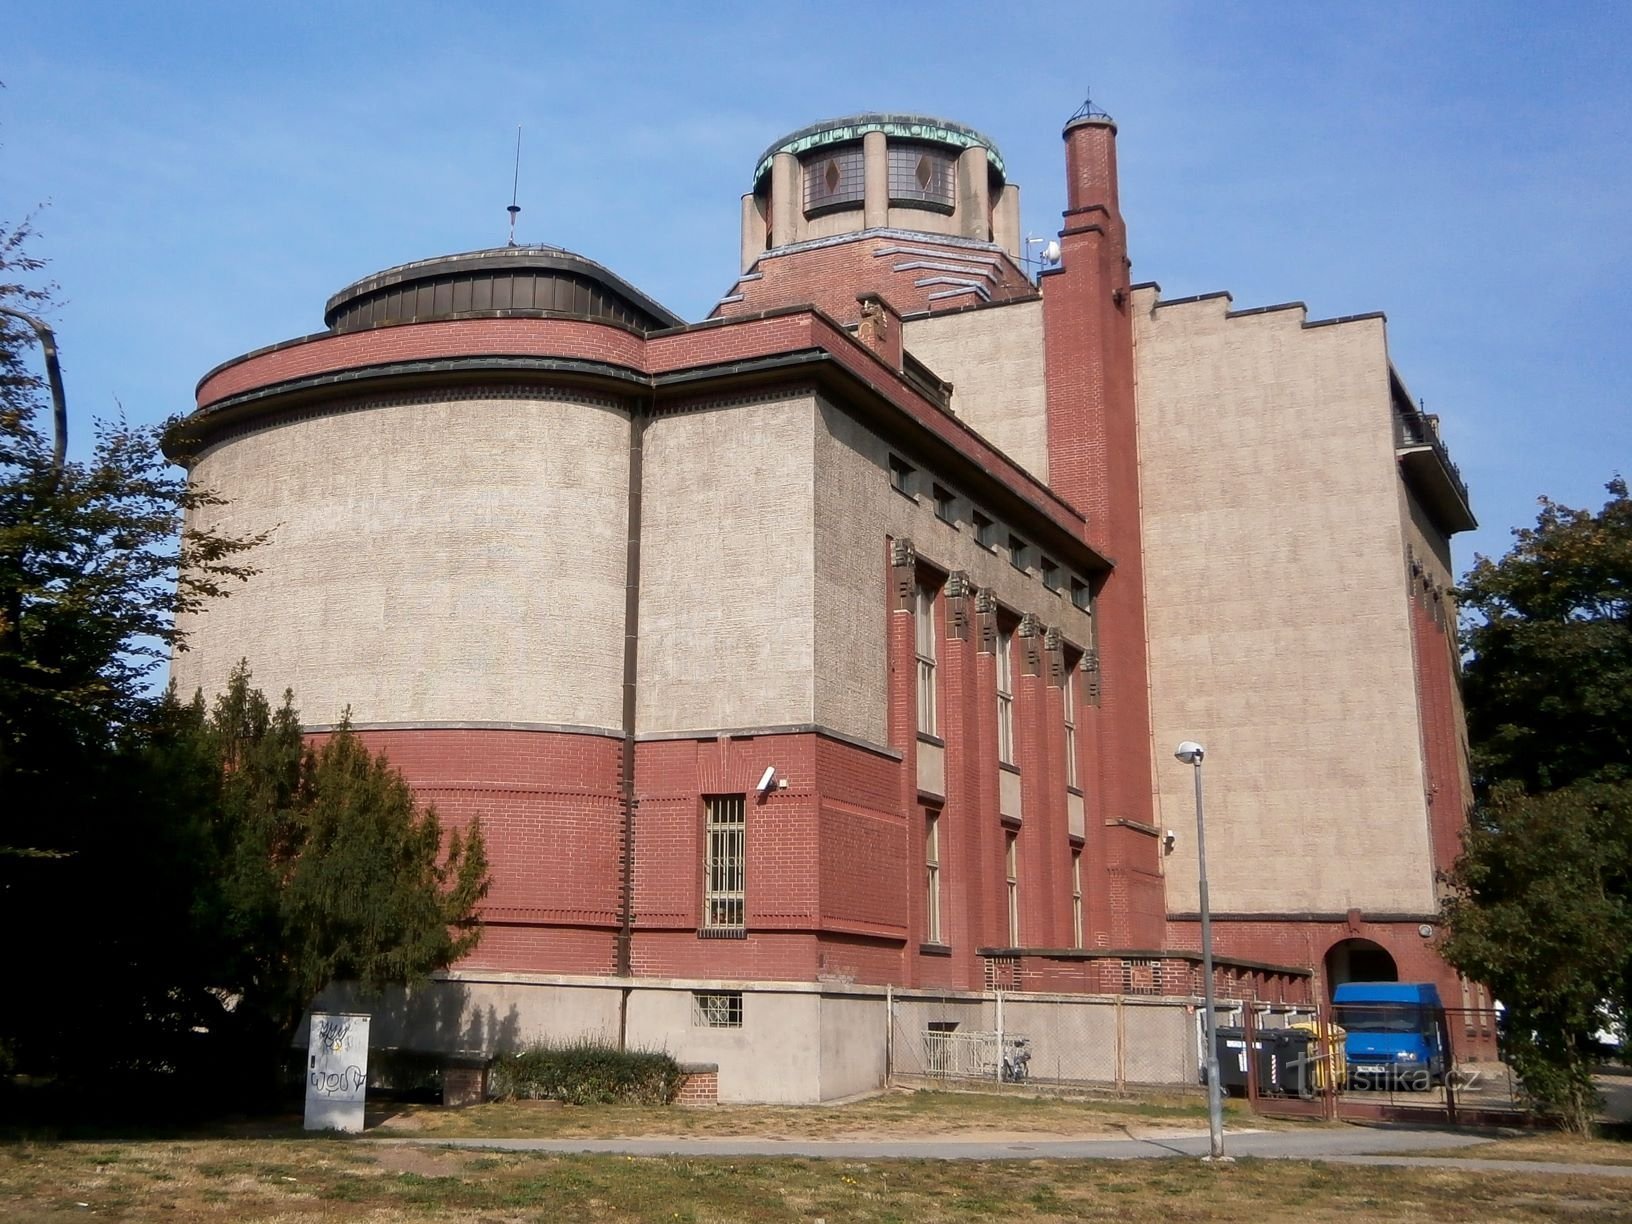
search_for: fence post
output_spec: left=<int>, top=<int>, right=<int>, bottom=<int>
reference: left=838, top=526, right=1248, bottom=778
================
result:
left=1115, top=995, right=1126, bottom=1092
left=885, top=984, right=894, bottom=1084
left=994, top=988, right=1005, bottom=1084
left=1244, top=1003, right=1259, bottom=1105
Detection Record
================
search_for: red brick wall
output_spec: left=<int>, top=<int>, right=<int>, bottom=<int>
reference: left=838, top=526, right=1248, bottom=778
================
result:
left=711, top=233, right=1035, bottom=327
left=1041, top=119, right=1163, bottom=946
left=1409, top=583, right=1469, bottom=876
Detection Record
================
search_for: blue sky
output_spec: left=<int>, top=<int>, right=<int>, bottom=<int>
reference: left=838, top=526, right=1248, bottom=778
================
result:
left=3, top=1, right=1628, bottom=571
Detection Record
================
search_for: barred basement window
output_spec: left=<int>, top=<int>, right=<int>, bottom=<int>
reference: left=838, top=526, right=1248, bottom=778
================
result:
left=996, top=628, right=1015, bottom=765
left=803, top=146, right=865, bottom=215
left=703, top=795, right=746, bottom=932
left=692, top=991, right=743, bottom=1028
left=887, top=144, right=955, bottom=210
left=915, top=582, right=939, bottom=736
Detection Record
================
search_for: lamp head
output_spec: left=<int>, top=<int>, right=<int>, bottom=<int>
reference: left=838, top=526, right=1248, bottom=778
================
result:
left=1174, top=741, right=1205, bottom=765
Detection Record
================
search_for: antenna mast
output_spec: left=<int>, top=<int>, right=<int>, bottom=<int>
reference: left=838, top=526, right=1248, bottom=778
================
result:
left=506, top=125, right=523, bottom=247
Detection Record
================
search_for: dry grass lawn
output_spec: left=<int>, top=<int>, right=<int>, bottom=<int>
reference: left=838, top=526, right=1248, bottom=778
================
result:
left=3, top=1136, right=1631, bottom=1222
left=368, top=1088, right=1271, bottom=1142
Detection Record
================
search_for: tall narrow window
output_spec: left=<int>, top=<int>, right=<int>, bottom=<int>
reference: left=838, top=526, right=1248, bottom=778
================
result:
left=932, top=483, right=955, bottom=524
left=1062, top=669, right=1078, bottom=789
left=1072, top=852, right=1084, bottom=949
left=996, top=628, right=1014, bottom=765
left=1005, top=831, right=1020, bottom=946
left=703, top=795, right=746, bottom=932
left=915, top=582, right=938, bottom=736
left=925, top=811, right=942, bottom=945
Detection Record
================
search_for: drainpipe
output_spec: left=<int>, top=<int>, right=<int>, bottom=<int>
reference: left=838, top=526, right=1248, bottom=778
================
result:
left=616, top=392, right=650, bottom=1046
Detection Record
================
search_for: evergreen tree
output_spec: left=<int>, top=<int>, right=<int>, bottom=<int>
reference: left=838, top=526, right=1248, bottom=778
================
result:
left=0, top=219, right=262, bottom=1075
left=182, top=666, right=491, bottom=1085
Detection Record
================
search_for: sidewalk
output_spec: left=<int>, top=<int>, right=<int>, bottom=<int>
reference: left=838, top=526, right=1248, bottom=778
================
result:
left=368, top=1123, right=1631, bottom=1176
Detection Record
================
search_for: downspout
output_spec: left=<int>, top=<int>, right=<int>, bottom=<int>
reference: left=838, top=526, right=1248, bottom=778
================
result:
left=616, top=391, right=650, bottom=1047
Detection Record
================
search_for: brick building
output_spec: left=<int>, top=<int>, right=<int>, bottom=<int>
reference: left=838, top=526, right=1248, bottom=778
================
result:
left=170, top=107, right=1482, bottom=1100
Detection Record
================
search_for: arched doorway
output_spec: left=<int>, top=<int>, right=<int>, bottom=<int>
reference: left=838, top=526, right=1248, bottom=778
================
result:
left=1324, top=938, right=1398, bottom=1001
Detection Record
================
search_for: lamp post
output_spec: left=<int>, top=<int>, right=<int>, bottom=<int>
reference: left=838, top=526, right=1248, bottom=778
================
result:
left=0, top=305, right=68, bottom=483
left=1176, top=740, right=1227, bottom=1162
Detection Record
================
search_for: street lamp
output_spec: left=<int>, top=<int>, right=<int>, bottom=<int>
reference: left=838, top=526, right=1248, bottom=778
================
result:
left=0, top=305, right=68, bottom=483
left=1176, top=740, right=1228, bottom=1162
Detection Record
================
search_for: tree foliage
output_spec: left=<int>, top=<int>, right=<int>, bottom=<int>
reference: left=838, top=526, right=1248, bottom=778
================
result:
left=1442, top=477, right=1632, bottom=1132
left=173, top=667, right=490, bottom=1078
left=1459, top=476, right=1632, bottom=795
left=0, top=222, right=488, bottom=1096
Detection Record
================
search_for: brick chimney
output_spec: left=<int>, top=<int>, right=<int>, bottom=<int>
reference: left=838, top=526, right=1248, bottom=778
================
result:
left=1042, top=112, right=1163, bottom=947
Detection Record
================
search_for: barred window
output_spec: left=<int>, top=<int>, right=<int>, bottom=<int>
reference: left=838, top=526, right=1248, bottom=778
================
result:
left=692, top=991, right=743, bottom=1028
left=803, top=146, right=865, bottom=214
left=996, top=628, right=1015, bottom=765
left=703, top=795, right=746, bottom=931
left=915, top=582, right=938, bottom=737
left=888, top=144, right=955, bottom=209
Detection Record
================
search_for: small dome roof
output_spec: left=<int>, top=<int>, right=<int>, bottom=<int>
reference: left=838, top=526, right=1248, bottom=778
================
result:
left=324, top=245, right=683, bottom=333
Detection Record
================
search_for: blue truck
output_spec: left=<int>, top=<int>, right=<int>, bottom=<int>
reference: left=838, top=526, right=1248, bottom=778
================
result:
left=1331, top=981, right=1449, bottom=1089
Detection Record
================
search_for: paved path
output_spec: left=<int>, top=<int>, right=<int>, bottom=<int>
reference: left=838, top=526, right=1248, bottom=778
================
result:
left=370, top=1128, right=1632, bottom=1177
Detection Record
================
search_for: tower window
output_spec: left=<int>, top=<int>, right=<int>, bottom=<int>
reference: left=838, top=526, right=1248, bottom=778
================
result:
left=803, top=146, right=865, bottom=215
left=888, top=144, right=955, bottom=210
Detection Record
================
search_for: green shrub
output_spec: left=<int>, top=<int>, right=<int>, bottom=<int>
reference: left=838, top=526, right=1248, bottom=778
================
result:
left=489, top=1040, right=684, bottom=1105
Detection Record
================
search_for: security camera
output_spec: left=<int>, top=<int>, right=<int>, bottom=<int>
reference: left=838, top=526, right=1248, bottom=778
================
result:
left=1174, top=741, right=1205, bottom=765
left=756, top=766, right=777, bottom=795
left=1163, top=829, right=1177, bottom=855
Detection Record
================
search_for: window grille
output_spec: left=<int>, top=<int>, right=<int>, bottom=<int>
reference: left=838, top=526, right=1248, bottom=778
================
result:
left=925, top=811, right=942, bottom=944
left=703, top=795, right=746, bottom=932
left=915, top=582, right=938, bottom=736
left=1005, top=831, right=1020, bottom=946
left=996, top=628, right=1014, bottom=765
left=1063, top=670, right=1078, bottom=789
left=803, top=146, right=865, bottom=214
left=692, top=991, right=743, bottom=1028
left=887, top=144, right=955, bottom=209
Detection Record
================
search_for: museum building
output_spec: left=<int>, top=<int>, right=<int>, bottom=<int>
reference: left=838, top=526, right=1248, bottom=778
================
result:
left=169, top=106, right=1483, bottom=1100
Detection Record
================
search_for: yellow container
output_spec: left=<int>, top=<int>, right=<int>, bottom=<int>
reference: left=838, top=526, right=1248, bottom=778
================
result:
left=1289, top=1019, right=1347, bottom=1091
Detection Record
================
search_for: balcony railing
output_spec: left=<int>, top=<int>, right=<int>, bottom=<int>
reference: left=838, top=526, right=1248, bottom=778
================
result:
left=1394, top=398, right=1475, bottom=533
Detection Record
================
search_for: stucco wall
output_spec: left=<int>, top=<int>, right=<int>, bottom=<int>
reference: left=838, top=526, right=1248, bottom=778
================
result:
left=812, top=395, right=1095, bottom=747
left=174, top=391, right=630, bottom=729
left=903, top=299, right=1050, bottom=483
left=1133, top=291, right=1435, bottom=915
left=637, top=392, right=818, bottom=733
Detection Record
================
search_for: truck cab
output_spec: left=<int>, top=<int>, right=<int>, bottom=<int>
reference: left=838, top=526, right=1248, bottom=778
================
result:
left=1331, top=981, right=1448, bottom=1089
